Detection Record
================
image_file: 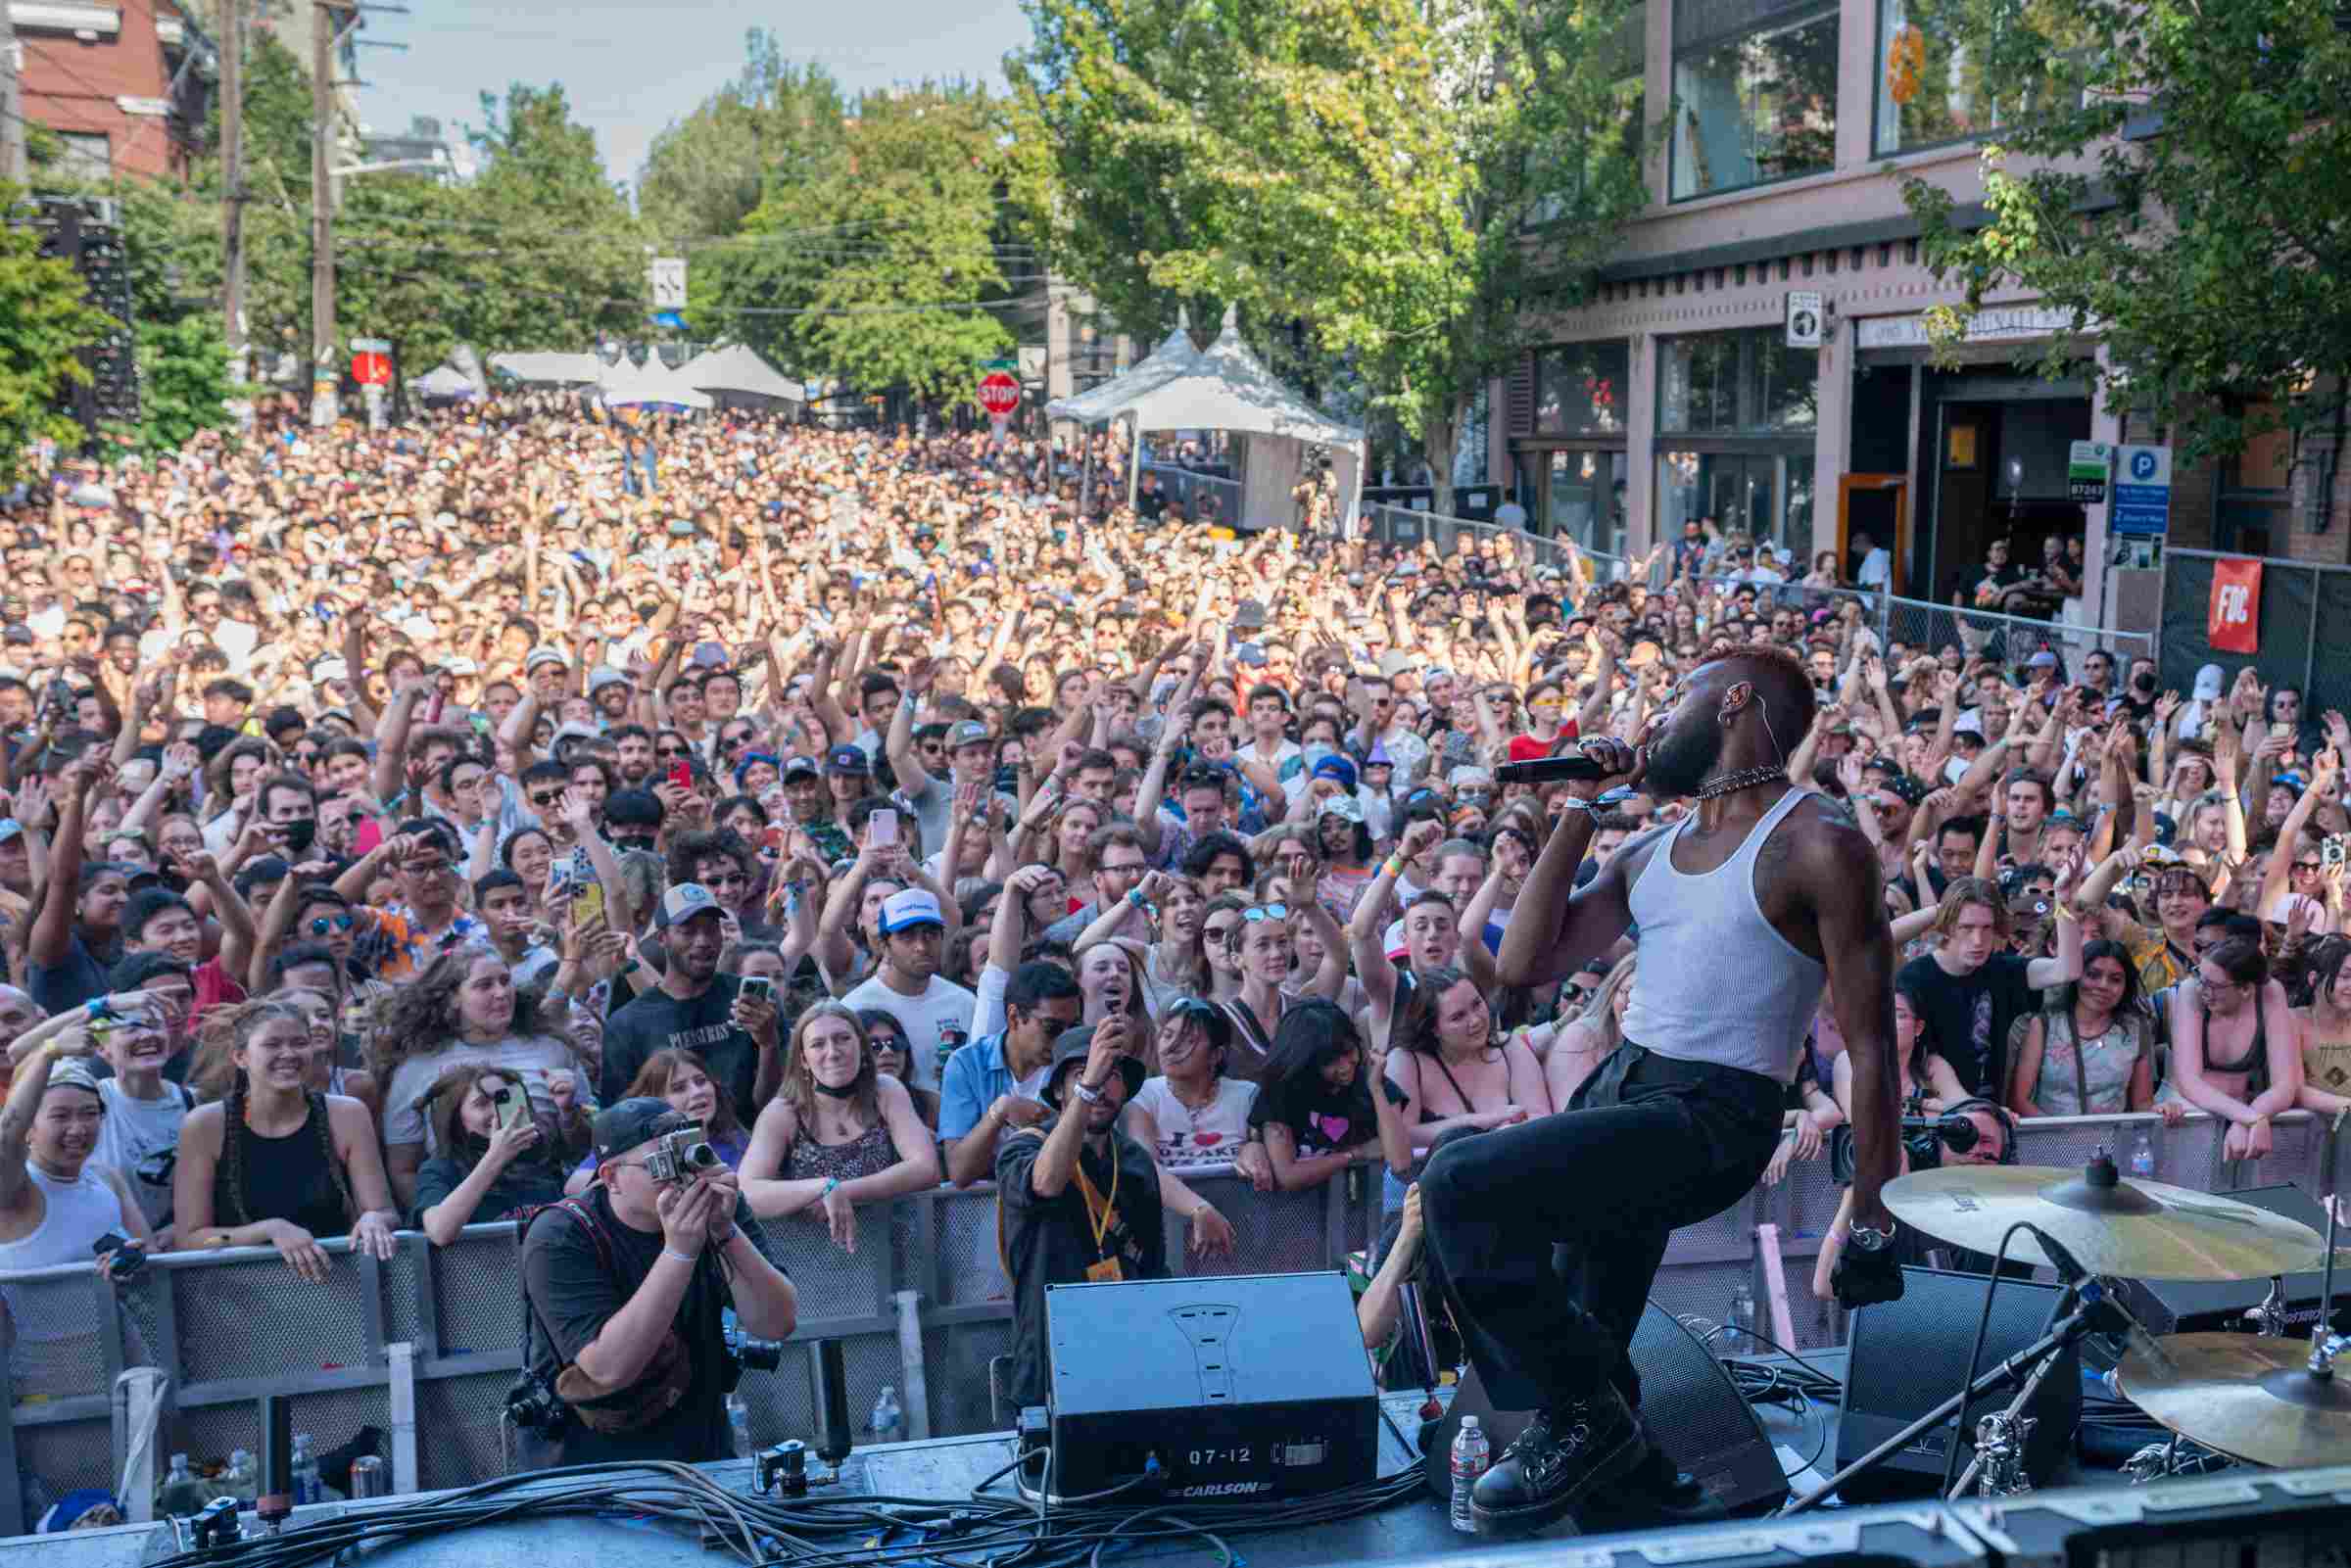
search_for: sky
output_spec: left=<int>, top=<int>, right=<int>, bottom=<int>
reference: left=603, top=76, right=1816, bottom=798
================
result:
left=352, top=1, right=1034, bottom=206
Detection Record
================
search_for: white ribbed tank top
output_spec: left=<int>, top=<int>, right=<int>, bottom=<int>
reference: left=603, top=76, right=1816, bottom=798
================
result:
left=1619, top=787, right=1825, bottom=1083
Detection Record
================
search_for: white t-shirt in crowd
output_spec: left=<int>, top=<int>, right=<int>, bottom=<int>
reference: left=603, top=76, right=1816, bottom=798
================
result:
left=1128, top=1076, right=1259, bottom=1168
left=381, top=1034, right=578, bottom=1155
left=94, top=1078, right=192, bottom=1230
left=841, top=973, right=976, bottom=1090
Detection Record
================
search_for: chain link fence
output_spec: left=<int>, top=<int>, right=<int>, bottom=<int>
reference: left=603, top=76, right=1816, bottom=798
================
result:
left=1355, top=502, right=2155, bottom=673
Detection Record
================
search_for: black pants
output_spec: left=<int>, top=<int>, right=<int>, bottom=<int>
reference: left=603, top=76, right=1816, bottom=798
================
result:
left=1420, top=1044, right=1783, bottom=1414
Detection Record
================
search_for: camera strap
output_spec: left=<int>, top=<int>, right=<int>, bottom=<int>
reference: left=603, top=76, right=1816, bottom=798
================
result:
left=515, top=1197, right=620, bottom=1376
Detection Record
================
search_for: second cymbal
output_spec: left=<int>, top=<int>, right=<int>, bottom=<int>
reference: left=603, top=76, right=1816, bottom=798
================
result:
left=2118, top=1332, right=2351, bottom=1469
left=1884, top=1162, right=2333, bottom=1281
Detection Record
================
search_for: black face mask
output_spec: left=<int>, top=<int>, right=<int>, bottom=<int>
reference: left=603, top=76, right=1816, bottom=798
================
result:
left=280, top=817, right=317, bottom=855
left=2132, top=673, right=2156, bottom=694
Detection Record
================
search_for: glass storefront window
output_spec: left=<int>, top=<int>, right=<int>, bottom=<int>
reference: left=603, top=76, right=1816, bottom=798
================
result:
left=1547, top=450, right=1627, bottom=554
left=1658, top=327, right=1817, bottom=436
left=1656, top=450, right=1809, bottom=555
left=1672, top=6, right=1839, bottom=200
left=1874, top=0, right=1989, bottom=153
left=1536, top=342, right=1631, bottom=436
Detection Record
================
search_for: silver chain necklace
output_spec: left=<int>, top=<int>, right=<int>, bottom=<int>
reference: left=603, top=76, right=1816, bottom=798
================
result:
left=1693, top=765, right=1789, bottom=801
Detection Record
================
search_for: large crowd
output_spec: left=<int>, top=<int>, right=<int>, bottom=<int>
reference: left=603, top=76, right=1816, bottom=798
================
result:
left=0, top=394, right=2345, bottom=1512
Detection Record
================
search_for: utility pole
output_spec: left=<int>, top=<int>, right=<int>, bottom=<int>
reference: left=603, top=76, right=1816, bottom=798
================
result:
left=0, top=0, right=25, bottom=185
left=220, top=0, right=247, bottom=384
left=310, top=0, right=346, bottom=427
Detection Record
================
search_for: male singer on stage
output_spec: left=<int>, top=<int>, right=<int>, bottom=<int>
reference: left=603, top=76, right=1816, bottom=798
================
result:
left=1422, top=644, right=1905, bottom=1535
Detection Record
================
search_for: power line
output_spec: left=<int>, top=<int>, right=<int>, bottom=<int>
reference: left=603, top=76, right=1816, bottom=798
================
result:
left=334, top=253, right=1027, bottom=319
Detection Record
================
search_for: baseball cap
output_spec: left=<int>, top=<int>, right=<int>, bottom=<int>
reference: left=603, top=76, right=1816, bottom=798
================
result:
left=2027, top=650, right=2059, bottom=670
left=1319, top=794, right=1367, bottom=825
left=879, top=887, right=946, bottom=933
left=0, top=819, right=21, bottom=846
left=782, top=755, right=820, bottom=782
left=1042, top=1024, right=1144, bottom=1109
left=594, top=1097, right=692, bottom=1160
left=1951, top=711, right=1986, bottom=738
left=46, top=1059, right=102, bottom=1096
left=947, top=719, right=991, bottom=750
left=826, top=744, right=871, bottom=776
left=1310, top=755, right=1359, bottom=790
left=525, top=646, right=568, bottom=674
left=587, top=667, right=631, bottom=696
left=653, top=882, right=724, bottom=929
left=1233, top=598, right=1269, bottom=631
left=1377, top=650, right=1414, bottom=679
left=551, top=722, right=600, bottom=751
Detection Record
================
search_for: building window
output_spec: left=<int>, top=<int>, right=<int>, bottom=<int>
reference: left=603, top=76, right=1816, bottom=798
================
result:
left=1655, top=451, right=1813, bottom=554
left=1873, top=0, right=2084, bottom=156
left=1657, top=327, right=1817, bottom=436
left=1671, top=0, right=1839, bottom=200
left=2217, top=405, right=2292, bottom=555
left=1546, top=450, right=1628, bottom=554
left=54, top=132, right=111, bottom=181
left=1536, top=341, right=1631, bottom=436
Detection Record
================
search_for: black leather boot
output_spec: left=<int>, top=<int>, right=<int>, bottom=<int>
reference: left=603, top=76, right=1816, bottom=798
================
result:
left=1467, top=1385, right=1650, bottom=1536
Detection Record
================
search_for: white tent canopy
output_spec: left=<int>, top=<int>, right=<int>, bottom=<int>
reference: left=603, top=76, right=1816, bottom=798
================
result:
left=1059, top=313, right=1364, bottom=534
left=1044, top=321, right=1204, bottom=424
left=599, top=352, right=713, bottom=411
left=488, top=351, right=605, bottom=385
left=678, top=342, right=805, bottom=404
left=407, top=363, right=479, bottom=400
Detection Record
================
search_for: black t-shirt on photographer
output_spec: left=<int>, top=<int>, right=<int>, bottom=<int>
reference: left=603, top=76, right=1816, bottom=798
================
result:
left=519, top=1184, right=771, bottom=1465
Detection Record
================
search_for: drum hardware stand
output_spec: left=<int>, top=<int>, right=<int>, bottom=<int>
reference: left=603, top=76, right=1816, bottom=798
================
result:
left=1969, top=1411, right=2035, bottom=1497
left=2245, top=1276, right=2290, bottom=1337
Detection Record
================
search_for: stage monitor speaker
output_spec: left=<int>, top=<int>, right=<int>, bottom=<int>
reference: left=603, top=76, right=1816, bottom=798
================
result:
left=1420, top=1301, right=1789, bottom=1520
left=1835, top=1265, right=2079, bottom=1501
left=2110, top=1183, right=2346, bottom=1341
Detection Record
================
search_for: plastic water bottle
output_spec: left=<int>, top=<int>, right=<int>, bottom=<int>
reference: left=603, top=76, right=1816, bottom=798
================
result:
left=726, top=1394, right=753, bottom=1458
left=291, top=1434, right=321, bottom=1506
left=1448, top=1415, right=1489, bottom=1533
left=870, top=1385, right=904, bottom=1445
left=1726, top=1285, right=1757, bottom=1352
left=2130, top=1130, right=2157, bottom=1182
left=157, top=1453, right=210, bottom=1517
left=224, top=1449, right=258, bottom=1503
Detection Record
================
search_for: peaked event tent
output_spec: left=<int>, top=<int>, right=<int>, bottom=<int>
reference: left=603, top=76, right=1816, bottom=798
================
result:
left=488, top=351, right=605, bottom=385
left=599, top=352, right=713, bottom=411
left=679, top=343, right=806, bottom=407
left=1044, top=322, right=1204, bottom=424
left=1050, top=315, right=1363, bottom=534
left=406, top=363, right=480, bottom=402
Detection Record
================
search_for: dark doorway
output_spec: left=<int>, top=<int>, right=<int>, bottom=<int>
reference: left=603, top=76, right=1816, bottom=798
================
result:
left=1920, top=384, right=2090, bottom=603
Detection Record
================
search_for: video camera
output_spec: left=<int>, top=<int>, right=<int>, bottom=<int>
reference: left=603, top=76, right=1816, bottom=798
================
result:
left=643, top=1124, right=722, bottom=1187
left=1900, top=1113, right=1980, bottom=1170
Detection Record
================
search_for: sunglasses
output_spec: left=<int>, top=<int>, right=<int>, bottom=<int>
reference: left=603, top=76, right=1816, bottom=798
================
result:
left=656, top=745, right=687, bottom=758
left=1168, top=997, right=1219, bottom=1022
left=528, top=790, right=564, bottom=807
left=1241, top=904, right=1289, bottom=923
left=611, top=832, right=657, bottom=849
left=308, top=913, right=356, bottom=935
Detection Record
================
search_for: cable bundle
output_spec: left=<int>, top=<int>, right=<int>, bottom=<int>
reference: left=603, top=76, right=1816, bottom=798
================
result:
left=148, top=1453, right=1429, bottom=1568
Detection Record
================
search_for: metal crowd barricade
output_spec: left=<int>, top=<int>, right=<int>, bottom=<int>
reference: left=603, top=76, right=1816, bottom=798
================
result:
left=1877, top=594, right=2154, bottom=669
left=0, top=1169, right=1382, bottom=1535
left=1139, top=462, right=1246, bottom=530
left=2, top=1112, right=2311, bottom=1533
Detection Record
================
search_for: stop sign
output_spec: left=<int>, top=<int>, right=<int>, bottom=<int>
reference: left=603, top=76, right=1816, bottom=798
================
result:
left=978, top=369, right=1020, bottom=415
left=351, top=350, right=393, bottom=387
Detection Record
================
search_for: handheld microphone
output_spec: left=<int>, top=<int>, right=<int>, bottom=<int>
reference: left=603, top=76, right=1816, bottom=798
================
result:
left=1493, top=747, right=1611, bottom=785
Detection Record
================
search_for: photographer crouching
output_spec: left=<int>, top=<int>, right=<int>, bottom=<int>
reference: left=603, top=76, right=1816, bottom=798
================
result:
left=512, top=1098, right=797, bottom=1466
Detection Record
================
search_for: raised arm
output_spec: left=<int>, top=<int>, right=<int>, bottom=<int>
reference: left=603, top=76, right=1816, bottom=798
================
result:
left=1495, top=739, right=1643, bottom=990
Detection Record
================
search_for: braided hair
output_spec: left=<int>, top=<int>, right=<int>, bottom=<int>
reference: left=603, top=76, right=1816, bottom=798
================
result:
left=199, top=998, right=354, bottom=1228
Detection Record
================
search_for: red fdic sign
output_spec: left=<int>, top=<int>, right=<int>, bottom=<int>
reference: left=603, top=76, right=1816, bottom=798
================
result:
left=350, top=351, right=393, bottom=387
left=977, top=370, right=1020, bottom=416
left=2207, top=557, right=2263, bottom=655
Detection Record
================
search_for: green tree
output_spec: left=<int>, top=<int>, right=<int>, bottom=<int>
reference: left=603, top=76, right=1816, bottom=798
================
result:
left=1898, top=0, right=2351, bottom=461
left=696, top=83, right=1012, bottom=398
left=1007, top=0, right=1648, bottom=510
left=637, top=32, right=846, bottom=241
left=118, top=313, right=241, bottom=453
left=0, top=187, right=122, bottom=484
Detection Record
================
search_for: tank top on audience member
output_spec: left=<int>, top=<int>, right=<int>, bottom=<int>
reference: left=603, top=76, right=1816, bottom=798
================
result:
left=0, top=1164, right=126, bottom=1277
left=1621, top=788, right=1824, bottom=1083
left=216, top=1093, right=349, bottom=1238
left=781, top=1119, right=899, bottom=1184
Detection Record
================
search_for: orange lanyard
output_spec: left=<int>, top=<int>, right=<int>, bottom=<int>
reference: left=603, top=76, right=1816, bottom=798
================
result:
left=1073, top=1148, right=1122, bottom=1257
